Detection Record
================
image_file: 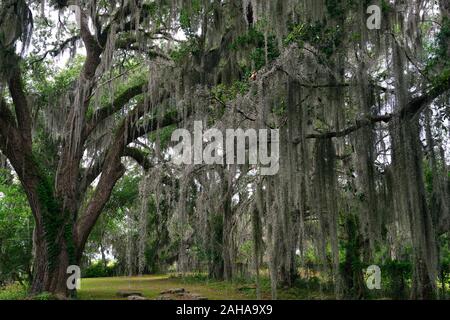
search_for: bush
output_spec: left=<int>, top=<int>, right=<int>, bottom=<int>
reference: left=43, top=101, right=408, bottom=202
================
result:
left=82, top=262, right=118, bottom=278
left=0, top=176, right=33, bottom=286
left=381, top=260, right=412, bottom=299
left=0, top=284, right=28, bottom=300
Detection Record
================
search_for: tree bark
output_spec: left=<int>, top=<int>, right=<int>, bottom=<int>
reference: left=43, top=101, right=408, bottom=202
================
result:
left=342, top=214, right=366, bottom=299
left=31, top=229, right=73, bottom=297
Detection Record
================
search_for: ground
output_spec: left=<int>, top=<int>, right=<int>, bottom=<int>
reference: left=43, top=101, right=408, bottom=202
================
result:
left=0, top=274, right=333, bottom=300
left=78, top=275, right=250, bottom=300
left=77, top=274, right=331, bottom=300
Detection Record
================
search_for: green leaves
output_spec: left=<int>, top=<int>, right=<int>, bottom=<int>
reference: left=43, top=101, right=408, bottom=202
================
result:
left=231, top=27, right=280, bottom=73
left=0, top=175, right=33, bottom=285
left=211, top=81, right=250, bottom=104
left=170, top=40, right=200, bottom=63
left=285, top=22, right=343, bottom=58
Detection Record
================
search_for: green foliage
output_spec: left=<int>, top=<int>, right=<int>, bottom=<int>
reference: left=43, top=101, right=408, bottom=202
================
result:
left=170, top=39, right=201, bottom=63
left=285, top=22, right=343, bottom=58
left=149, top=124, right=178, bottom=150
left=436, top=17, right=450, bottom=61
left=231, top=26, right=280, bottom=74
left=28, top=55, right=84, bottom=107
left=179, top=0, right=202, bottom=36
left=211, top=80, right=250, bottom=104
left=381, top=260, right=412, bottom=299
left=85, top=173, right=141, bottom=272
left=325, top=0, right=346, bottom=19
left=104, top=174, right=140, bottom=212
left=0, top=175, right=33, bottom=286
left=439, top=235, right=450, bottom=296
left=431, top=67, right=450, bottom=91
left=380, top=0, right=393, bottom=13
left=82, top=262, right=118, bottom=279
left=0, top=284, right=28, bottom=300
left=87, top=63, right=146, bottom=119
left=425, top=17, right=450, bottom=81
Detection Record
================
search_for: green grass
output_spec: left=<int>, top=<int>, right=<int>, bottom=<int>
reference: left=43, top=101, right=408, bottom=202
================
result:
left=0, top=274, right=332, bottom=300
left=77, top=274, right=333, bottom=300
left=78, top=274, right=253, bottom=300
left=0, top=284, right=55, bottom=300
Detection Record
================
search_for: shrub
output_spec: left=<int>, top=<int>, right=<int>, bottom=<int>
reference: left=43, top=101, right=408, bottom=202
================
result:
left=381, top=260, right=412, bottom=299
left=0, top=283, right=28, bottom=300
left=82, top=262, right=118, bottom=278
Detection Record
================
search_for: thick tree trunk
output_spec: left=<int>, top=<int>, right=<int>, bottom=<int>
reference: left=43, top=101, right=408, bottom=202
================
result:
left=411, top=259, right=436, bottom=300
left=30, top=234, right=73, bottom=297
left=342, top=215, right=366, bottom=299
left=30, top=212, right=78, bottom=298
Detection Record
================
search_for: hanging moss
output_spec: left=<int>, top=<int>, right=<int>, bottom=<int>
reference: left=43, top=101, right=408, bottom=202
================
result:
left=312, top=138, right=342, bottom=296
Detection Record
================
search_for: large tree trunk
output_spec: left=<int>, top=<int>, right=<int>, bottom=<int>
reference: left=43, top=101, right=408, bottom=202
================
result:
left=31, top=230, right=73, bottom=297
left=21, top=145, right=124, bottom=298
left=26, top=182, right=79, bottom=297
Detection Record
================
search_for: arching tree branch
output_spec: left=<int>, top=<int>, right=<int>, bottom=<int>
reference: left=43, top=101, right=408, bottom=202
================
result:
left=301, top=79, right=450, bottom=141
left=123, top=147, right=152, bottom=171
left=84, top=80, right=147, bottom=138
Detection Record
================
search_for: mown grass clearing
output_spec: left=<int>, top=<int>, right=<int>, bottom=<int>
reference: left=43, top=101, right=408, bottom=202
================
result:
left=78, top=275, right=253, bottom=300
left=77, top=274, right=333, bottom=300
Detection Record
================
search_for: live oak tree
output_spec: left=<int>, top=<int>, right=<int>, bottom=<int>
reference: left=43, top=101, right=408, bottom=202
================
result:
left=0, top=0, right=182, bottom=296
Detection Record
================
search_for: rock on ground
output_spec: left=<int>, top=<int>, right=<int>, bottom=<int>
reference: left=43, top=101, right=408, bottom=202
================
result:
left=128, top=295, right=148, bottom=300
left=116, top=291, right=143, bottom=298
left=156, top=288, right=208, bottom=301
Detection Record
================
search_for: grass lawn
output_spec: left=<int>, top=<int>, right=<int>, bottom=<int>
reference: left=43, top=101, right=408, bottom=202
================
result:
left=78, top=275, right=255, bottom=300
left=78, top=275, right=332, bottom=300
left=0, top=274, right=333, bottom=300
left=77, top=274, right=332, bottom=300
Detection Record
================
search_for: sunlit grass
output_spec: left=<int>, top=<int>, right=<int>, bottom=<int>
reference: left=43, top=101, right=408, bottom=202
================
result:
left=77, top=275, right=253, bottom=300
